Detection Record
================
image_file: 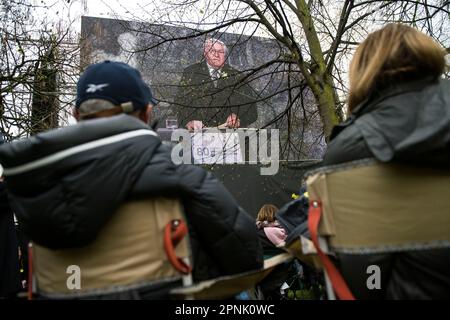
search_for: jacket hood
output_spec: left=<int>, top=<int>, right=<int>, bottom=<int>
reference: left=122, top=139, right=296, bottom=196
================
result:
left=0, top=115, right=161, bottom=248
left=331, top=78, right=450, bottom=166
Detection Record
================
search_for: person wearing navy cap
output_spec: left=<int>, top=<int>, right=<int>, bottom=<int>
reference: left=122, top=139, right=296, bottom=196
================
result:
left=0, top=61, right=263, bottom=299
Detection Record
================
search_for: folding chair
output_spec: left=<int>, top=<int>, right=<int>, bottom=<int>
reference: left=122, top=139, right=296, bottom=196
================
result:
left=305, top=159, right=450, bottom=300
left=29, top=198, right=191, bottom=299
left=170, top=253, right=292, bottom=300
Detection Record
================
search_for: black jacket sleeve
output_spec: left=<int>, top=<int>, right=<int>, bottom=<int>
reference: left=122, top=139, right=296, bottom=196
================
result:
left=132, top=144, right=264, bottom=280
left=177, top=164, right=264, bottom=278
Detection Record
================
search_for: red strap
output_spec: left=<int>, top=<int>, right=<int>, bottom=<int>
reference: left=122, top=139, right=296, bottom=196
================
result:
left=163, top=220, right=192, bottom=275
left=308, top=200, right=355, bottom=300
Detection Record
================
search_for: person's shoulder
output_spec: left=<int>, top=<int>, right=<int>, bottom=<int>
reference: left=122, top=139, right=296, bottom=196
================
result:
left=322, top=124, right=371, bottom=165
left=183, top=61, right=206, bottom=72
left=222, top=63, right=239, bottom=73
left=180, top=62, right=209, bottom=81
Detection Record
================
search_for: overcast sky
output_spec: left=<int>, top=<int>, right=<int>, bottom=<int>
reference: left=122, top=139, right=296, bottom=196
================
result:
left=34, top=0, right=160, bottom=33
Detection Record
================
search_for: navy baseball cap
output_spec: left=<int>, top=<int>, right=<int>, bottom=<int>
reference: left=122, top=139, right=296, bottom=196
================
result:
left=75, top=60, right=158, bottom=112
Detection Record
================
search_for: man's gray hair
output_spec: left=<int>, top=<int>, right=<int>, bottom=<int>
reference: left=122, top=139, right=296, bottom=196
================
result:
left=78, top=99, right=116, bottom=115
left=203, top=38, right=228, bottom=58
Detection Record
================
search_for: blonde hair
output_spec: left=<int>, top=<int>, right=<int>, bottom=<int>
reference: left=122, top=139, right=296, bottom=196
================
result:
left=348, top=23, right=446, bottom=113
left=256, top=204, right=279, bottom=223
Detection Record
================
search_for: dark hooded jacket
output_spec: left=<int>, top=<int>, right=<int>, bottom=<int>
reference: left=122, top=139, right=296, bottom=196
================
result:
left=323, top=77, right=450, bottom=167
left=0, top=182, right=21, bottom=298
left=0, top=114, right=263, bottom=282
left=321, top=77, right=450, bottom=299
left=0, top=133, right=21, bottom=298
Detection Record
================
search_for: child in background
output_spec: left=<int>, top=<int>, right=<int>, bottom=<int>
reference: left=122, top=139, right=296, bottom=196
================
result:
left=256, top=204, right=287, bottom=258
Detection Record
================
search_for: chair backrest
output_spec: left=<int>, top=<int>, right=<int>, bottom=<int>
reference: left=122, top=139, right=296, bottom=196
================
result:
left=33, top=197, right=190, bottom=298
left=305, top=160, right=450, bottom=300
left=306, top=159, right=450, bottom=254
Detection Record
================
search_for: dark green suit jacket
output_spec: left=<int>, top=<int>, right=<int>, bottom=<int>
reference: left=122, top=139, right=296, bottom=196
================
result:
left=174, top=61, right=258, bottom=127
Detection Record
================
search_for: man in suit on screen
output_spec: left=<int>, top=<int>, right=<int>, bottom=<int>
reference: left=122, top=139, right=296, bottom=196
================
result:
left=175, top=38, right=258, bottom=130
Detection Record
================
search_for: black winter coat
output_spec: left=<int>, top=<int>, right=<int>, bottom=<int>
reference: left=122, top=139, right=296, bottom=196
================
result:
left=322, top=77, right=450, bottom=299
left=0, top=115, right=263, bottom=282
left=0, top=182, right=21, bottom=298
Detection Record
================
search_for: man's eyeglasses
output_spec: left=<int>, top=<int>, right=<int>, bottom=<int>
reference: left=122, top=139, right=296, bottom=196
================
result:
left=208, top=49, right=225, bottom=55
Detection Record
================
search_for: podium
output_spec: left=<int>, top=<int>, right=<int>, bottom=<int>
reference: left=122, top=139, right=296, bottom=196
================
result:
left=191, top=130, right=243, bottom=164
left=157, top=128, right=261, bottom=165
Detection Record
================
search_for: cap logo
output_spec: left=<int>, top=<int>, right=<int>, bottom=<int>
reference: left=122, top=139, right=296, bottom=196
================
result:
left=86, top=83, right=109, bottom=93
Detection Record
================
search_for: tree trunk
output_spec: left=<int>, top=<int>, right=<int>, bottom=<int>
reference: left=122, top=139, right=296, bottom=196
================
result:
left=295, top=0, right=342, bottom=140
left=31, top=47, right=59, bottom=135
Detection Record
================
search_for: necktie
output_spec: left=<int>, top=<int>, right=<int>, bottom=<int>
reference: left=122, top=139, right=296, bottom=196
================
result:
left=211, top=69, right=220, bottom=87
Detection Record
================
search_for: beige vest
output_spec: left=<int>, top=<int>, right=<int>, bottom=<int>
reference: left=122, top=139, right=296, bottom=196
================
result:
left=33, top=197, right=190, bottom=297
